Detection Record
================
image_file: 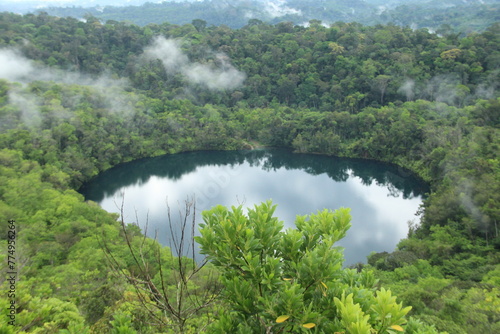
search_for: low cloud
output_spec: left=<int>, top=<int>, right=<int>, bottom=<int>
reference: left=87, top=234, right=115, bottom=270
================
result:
left=299, top=20, right=331, bottom=28
left=0, top=47, right=132, bottom=128
left=427, top=74, right=461, bottom=105
left=143, top=36, right=246, bottom=90
left=475, top=69, right=499, bottom=100
left=263, top=0, right=302, bottom=18
left=7, top=88, right=42, bottom=127
left=0, top=47, right=128, bottom=88
left=143, top=38, right=188, bottom=72
left=0, top=49, right=36, bottom=83
left=398, top=79, right=415, bottom=101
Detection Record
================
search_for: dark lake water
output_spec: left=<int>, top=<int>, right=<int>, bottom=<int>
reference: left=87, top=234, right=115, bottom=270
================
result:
left=80, top=149, right=428, bottom=265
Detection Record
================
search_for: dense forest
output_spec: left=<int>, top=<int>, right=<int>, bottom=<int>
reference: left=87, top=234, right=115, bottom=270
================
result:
left=0, top=10, right=499, bottom=333
left=28, top=0, right=500, bottom=32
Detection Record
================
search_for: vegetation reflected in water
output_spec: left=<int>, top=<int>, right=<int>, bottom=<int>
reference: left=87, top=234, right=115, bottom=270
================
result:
left=81, top=149, right=428, bottom=264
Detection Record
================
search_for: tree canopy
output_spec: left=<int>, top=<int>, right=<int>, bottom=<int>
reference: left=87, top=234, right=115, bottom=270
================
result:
left=0, top=11, right=498, bottom=333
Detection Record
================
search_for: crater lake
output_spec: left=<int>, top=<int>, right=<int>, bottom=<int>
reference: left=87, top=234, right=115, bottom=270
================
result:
left=80, top=149, right=429, bottom=265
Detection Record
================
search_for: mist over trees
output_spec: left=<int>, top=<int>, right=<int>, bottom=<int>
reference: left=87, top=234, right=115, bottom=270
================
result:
left=0, top=8, right=499, bottom=334
left=12, top=0, right=499, bottom=33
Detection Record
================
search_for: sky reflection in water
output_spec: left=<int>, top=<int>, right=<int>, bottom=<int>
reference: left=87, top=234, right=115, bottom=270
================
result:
left=82, top=149, right=428, bottom=265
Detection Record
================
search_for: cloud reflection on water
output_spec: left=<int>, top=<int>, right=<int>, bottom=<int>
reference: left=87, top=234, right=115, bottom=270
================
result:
left=92, top=151, right=426, bottom=265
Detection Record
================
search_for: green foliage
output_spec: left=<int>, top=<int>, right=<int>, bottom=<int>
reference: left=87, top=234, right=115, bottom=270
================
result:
left=37, top=0, right=500, bottom=33
left=8, top=293, right=86, bottom=333
left=109, top=313, right=137, bottom=334
left=197, top=202, right=422, bottom=333
left=0, top=11, right=498, bottom=333
left=1, top=13, right=499, bottom=110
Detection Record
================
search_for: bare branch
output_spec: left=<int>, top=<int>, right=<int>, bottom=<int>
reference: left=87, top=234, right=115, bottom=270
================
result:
left=99, top=194, right=221, bottom=333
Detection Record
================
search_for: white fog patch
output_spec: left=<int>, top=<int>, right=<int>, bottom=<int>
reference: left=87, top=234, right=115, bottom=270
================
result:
left=263, top=0, right=302, bottom=18
left=376, top=5, right=388, bottom=15
left=185, top=54, right=247, bottom=90
left=457, top=178, right=483, bottom=224
left=0, top=47, right=128, bottom=88
left=244, top=10, right=257, bottom=19
left=299, top=20, right=331, bottom=28
left=475, top=69, right=499, bottom=100
left=0, top=49, right=36, bottom=83
left=0, top=47, right=134, bottom=126
left=398, top=79, right=415, bottom=101
left=423, top=74, right=465, bottom=105
left=143, top=38, right=188, bottom=71
left=7, top=88, right=42, bottom=127
left=476, top=84, right=497, bottom=100
left=143, top=36, right=246, bottom=90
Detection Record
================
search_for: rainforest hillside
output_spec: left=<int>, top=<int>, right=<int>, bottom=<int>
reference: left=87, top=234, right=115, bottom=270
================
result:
left=0, top=11, right=499, bottom=333
left=17, top=0, right=500, bottom=32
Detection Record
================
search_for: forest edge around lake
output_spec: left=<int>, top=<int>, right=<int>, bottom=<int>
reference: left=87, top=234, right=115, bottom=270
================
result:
left=0, top=11, right=499, bottom=333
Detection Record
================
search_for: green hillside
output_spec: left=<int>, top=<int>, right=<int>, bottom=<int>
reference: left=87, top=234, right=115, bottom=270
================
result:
left=0, top=12, right=499, bottom=333
left=35, top=0, right=500, bottom=32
